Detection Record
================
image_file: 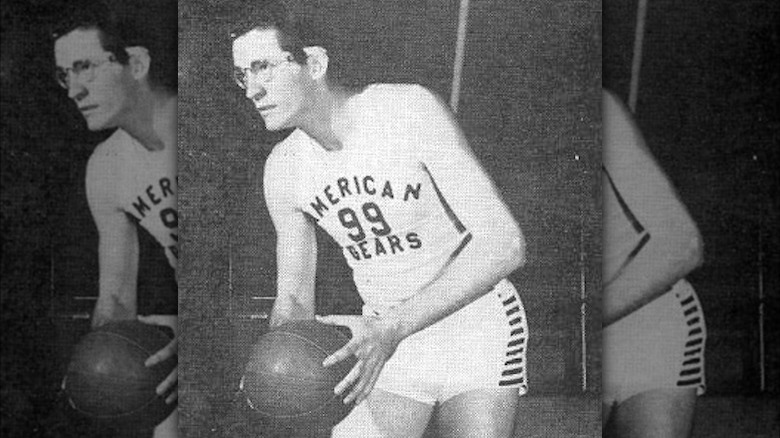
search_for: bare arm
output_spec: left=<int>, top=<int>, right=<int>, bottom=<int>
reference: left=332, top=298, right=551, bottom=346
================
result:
left=264, top=148, right=318, bottom=326
left=602, top=90, right=703, bottom=327
left=321, top=87, right=525, bottom=404
left=86, top=153, right=139, bottom=327
left=384, top=86, right=526, bottom=338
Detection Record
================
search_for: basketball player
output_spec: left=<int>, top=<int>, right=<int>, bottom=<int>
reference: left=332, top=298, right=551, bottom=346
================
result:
left=602, top=89, right=706, bottom=437
left=230, top=4, right=529, bottom=437
left=52, top=1, right=178, bottom=436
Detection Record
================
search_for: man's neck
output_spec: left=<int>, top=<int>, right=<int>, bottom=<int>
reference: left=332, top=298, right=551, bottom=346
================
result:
left=121, top=89, right=176, bottom=152
left=299, top=86, right=360, bottom=151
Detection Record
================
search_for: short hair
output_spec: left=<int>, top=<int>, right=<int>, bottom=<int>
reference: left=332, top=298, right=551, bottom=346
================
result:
left=228, top=1, right=310, bottom=65
left=52, top=0, right=177, bottom=93
left=227, top=0, right=359, bottom=87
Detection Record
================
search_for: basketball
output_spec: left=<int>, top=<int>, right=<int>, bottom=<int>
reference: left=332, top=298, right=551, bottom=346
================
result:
left=240, top=320, right=357, bottom=431
left=63, top=320, right=177, bottom=429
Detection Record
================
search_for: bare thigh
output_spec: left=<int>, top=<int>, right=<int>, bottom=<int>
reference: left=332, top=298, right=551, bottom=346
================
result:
left=436, top=388, right=519, bottom=438
left=606, top=388, right=697, bottom=438
left=153, top=409, right=178, bottom=438
left=334, top=389, right=434, bottom=438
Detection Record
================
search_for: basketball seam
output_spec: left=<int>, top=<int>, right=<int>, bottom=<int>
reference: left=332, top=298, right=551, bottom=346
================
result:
left=66, top=370, right=157, bottom=386
left=94, top=331, right=170, bottom=356
left=245, top=390, right=347, bottom=420
left=270, top=329, right=349, bottom=358
left=66, top=327, right=174, bottom=422
left=244, top=325, right=352, bottom=421
left=68, top=393, right=172, bottom=420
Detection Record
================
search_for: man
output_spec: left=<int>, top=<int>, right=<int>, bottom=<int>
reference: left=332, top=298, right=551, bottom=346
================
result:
left=52, top=1, right=178, bottom=436
left=602, top=89, right=706, bottom=437
left=230, top=4, right=530, bottom=438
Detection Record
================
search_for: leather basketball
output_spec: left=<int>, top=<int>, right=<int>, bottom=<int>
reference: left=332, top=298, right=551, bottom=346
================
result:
left=241, top=320, right=356, bottom=431
left=64, top=320, right=176, bottom=429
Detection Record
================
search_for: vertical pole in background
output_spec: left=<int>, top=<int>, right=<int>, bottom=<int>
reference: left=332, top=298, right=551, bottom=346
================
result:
left=450, top=0, right=470, bottom=113
left=758, top=209, right=766, bottom=391
left=576, top=153, right=588, bottom=392
left=228, top=233, right=234, bottom=316
left=629, top=0, right=648, bottom=112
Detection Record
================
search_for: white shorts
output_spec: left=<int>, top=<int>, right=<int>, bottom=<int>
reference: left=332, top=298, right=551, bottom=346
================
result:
left=364, top=279, right=529, bottom=405
left=603, top=279, right=707, bottom=405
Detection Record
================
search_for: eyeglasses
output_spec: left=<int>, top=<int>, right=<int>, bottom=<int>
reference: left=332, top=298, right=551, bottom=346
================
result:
left=233, top=54, right=296, bottom=89
left=55, top=55, right=118, bottom=89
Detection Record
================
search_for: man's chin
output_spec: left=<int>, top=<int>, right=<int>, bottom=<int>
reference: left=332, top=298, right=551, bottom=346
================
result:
left=262, top=120, right=291, bottom=132
left=84, top=117, right=113, bottom=132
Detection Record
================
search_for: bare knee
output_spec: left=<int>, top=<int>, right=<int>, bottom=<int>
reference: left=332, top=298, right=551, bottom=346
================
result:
left=436, top=389, right=519, bottom=438
left=607, top=388, right=697, bottom=438
left=333, top=390, right=433, bottom=438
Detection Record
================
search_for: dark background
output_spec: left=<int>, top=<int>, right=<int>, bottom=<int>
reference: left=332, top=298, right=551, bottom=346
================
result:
left=178, top=0, right=601, bottom=436
left=604, top=0, right=780, bottom=398
left=2, top=1, right=175, bottom=436
left=2, top=0, right=107, bottom=435
left=4, top=0, right=777, bottom=436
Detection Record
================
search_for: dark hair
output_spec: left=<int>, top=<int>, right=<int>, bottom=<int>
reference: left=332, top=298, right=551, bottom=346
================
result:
left=228, top=1, right=310, bottom=64
left=227, top=0, right=359, bottom=87
left=52, top=0, right=177, bottom=93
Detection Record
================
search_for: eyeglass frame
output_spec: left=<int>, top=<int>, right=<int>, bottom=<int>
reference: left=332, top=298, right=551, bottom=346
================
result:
left=233, top=53, right=297, bottom=89
left=55, top=55, right=119, bottom=90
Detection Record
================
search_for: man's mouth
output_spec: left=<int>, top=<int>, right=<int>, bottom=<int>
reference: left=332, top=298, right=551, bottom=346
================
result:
left=79, top=104, right=98, bottom=113
left=256, top=105, right=275, bottom=114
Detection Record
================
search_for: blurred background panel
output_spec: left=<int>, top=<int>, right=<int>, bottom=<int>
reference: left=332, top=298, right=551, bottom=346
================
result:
left=2, top=1, right=176, bottom=436
left=178, top=0, right=601, bottom=436
left=604, top=0, right=779, bottom=435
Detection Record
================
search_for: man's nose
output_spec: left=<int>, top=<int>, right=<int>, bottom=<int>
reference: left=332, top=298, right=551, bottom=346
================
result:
left=245, top=79, right=267, bottom=101
left=67, top=80, right=87, bottom=101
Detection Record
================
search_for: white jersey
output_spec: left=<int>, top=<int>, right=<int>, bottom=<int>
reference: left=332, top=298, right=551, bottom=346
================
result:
left=87, top=129, right=178, bottom=269
left=265, top=84, right=473, bottom=307
left=602, top=91, right=678, bottom=284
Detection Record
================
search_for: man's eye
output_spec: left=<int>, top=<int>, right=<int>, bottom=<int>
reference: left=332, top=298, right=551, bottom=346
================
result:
left=72, top=60, right=92, bottom=74
left=250, top=61, right=270, bottom=73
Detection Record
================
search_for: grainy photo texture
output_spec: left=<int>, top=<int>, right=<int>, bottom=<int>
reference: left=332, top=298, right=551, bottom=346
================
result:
left=2, top=1, right=178, bottom=437
left=178, top=0, right=601, bottom=437
left=603, top=0, right=779, bottom=436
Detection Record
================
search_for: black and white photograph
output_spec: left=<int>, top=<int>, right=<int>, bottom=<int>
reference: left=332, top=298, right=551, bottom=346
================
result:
left=2, top=0, right=778, bottom=437
left=2, top=1, right=178, bottom=437
left=178, top=0, right=600, bottom=437
left=603, top=0, right=779, bottom=436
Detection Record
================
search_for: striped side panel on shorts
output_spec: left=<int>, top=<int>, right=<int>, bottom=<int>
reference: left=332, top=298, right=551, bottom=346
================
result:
left=498, top=290, right=528, bottom=389
left=677, top=292, right=706, bottom=388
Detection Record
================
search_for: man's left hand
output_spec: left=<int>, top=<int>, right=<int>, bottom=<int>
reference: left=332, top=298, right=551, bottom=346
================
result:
left=316, top=314, right=403, bottom=406
left=138, top=314, right=178, bottom=404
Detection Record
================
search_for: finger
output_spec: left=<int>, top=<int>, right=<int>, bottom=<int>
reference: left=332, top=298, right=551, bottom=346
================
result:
left=137, top=315, right=165, bottom=325
left=315, top=314, right=353, bottom=328
left=343, top=378, right=365, bottom=405
left=323, top=341, right=357, bottom=368
left=165, top=388, right=178, bottom=404
left=156, top=367, right=178, bottom=396
left=166, top=389, right=178, bottom=404
left=334, top=361, right=362, bottom=396
left=348, top=353, right=386, bottom=405
left=145, top=338, right=178, bottom=366
left=344, top=356, right=376, bottom=404
left=354, top=364, right=383, bottom=406
left=138, top=315, right=179, bottom=335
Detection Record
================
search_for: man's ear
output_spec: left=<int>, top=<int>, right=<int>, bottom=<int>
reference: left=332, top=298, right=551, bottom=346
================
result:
left=125, top=46, right=151, bottom=81
left=303, top=46, right=328, bottom=80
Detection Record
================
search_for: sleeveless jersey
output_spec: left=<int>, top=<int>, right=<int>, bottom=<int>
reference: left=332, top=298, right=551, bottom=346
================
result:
left=266, top=84, right=472, bottom=307
left=87, top=129, right=178, bottom=270
left=602, top=165, right=648, bottom=285
left=602, top=92, right=652, bottom=284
